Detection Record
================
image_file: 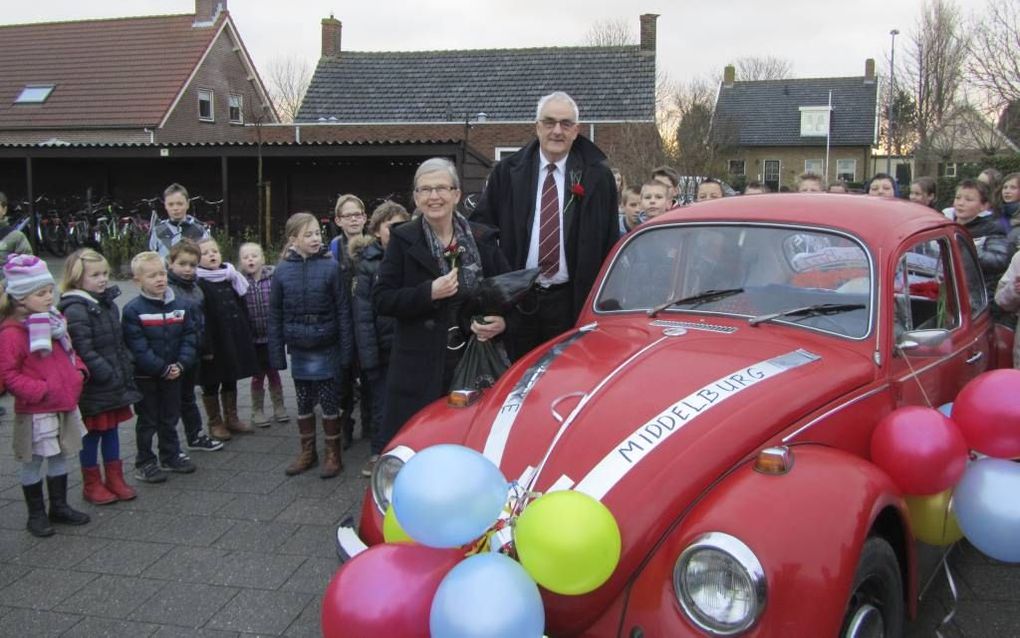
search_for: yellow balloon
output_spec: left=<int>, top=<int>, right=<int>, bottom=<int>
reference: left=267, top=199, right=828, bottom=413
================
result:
left=513, top=490, right=621, bottom=595
left=905, top=489, right=964, bottom=546
left=383, top=504, right=414, bottom=544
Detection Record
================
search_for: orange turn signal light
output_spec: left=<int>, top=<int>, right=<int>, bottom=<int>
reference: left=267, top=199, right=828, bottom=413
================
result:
left=753, top=446, right=793, bottom=475
left=447, top=389, right=481, bottom=408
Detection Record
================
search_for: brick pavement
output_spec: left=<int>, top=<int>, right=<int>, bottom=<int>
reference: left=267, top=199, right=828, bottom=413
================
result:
left=0, top=259, right=1015, bottom=636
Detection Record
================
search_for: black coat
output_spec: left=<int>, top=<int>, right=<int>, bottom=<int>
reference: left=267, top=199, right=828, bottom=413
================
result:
left=58, top=287, right=142, bottom=416
left=373, top=219, right=510, bottom=439
left=196, top=275, right=259, bottom=386
left=351, top=237, right=395, bottom=371
left=472, top=135, right=619, bottom=320
left=961, top=215, right=1012, bottom=300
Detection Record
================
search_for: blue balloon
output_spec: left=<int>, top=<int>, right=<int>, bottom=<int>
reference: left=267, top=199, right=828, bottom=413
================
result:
left=393, top=444, right=508, bottom=548
left=430, top=553, right=544, bottom=638
left=937, top=402, right=954, bottom=417
left=953, top=458, right=1020, bottom=563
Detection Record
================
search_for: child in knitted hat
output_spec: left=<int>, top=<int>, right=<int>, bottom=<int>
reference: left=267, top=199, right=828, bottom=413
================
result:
left=0, top=255, right=91, bottom=537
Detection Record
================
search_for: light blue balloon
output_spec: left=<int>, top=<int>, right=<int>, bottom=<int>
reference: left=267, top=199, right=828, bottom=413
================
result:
left=937, top=402, right=954, bottom=418
left=954, top=458, right=1020, bottom=563
left=392, top=444, right=508, bottom=548
left=430, top=553, right=544, bottom=638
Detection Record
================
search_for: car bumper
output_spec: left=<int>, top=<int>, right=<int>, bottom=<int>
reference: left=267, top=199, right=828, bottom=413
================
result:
left=335, top=520, right=368, bottom=562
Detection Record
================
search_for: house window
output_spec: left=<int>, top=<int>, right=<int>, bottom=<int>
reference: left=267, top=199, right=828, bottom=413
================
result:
left=943, top=162, right=957, bottom=178
left=228, top=94, right=243, bottom=124
left=799, top=106, right=831, bottom=137
left=763, top=159, right=781, bottom=192
left=15, top=85, right=55, bottom=104
left=804, top=159, right=824, bottom=175
left=494, top=147, right=521, bottom=161
left=728, top=160, right=746, bottom=176
left=836, top=159, right=857, bottom=182
left=198, top=89, right=214, bottom=122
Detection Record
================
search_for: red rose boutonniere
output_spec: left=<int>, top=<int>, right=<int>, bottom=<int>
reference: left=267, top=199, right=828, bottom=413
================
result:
left=565, top=170, right=584, bottom=213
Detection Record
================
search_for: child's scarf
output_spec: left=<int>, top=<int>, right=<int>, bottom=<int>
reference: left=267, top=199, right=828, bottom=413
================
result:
left=196, top=262, right=249, bottom=297
left=25, top=307, right=71, bottom=355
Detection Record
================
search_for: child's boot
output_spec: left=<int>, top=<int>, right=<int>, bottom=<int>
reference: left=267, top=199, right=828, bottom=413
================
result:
left=81, top=465, right=117, bottom=505
left=46, top=474, right=90, bottom=526
left=270, top=385, right=289, bottom=422
left=223, top=391, right=253, bottom=434
left=251, top=387, right=270, bottom=427
left=202, top=392, right=231, bottom=441
left=321, top=416, right=344, bottom=479
left=285, top=415, right=318, bottom=475
left=104, top=460, right=137, bottom=501
left=22, top=481, right=54, bottom=537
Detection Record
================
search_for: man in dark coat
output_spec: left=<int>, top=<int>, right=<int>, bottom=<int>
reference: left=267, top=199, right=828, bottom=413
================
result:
left=473, top=91, right=619, bottom=360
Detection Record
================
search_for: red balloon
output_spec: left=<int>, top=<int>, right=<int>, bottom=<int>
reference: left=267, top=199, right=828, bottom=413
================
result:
left=321, top=543, right=463, bottom=638
left=870, top=406, right=968, bottom=495
left=952, top=369, right=1020, bottom=458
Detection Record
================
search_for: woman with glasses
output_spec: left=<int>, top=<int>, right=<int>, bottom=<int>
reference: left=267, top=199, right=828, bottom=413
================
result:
left=373, top=158, right=510, bottom=445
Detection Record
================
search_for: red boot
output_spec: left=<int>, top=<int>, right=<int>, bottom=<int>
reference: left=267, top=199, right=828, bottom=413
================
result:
left=82, top=466, right=118, bottom=505
left=104, top=460, right=137, bottom=501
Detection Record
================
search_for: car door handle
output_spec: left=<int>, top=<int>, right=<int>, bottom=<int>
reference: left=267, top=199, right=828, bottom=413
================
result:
left=965, top=351, right=984, bottom=365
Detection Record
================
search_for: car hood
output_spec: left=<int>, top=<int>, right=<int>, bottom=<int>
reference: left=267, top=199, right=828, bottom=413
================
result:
left=459, top=319, right=874, bottom=633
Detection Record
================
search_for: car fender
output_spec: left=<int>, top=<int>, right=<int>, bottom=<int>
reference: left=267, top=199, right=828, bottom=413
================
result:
left=619, top=445, right=913, bottom=638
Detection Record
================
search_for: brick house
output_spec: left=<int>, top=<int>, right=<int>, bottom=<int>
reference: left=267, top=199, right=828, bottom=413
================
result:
left=284, top=13, right=659, bottom=192
left=0, top=0, right=276, bottom=146
left=712, top=60, right=880, bottom=191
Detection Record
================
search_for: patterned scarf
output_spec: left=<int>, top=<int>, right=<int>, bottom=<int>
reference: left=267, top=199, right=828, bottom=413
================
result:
left=196, top=262, right=249, bottom=297
left=422, top=212, right=482, bottom=292
left=25, top=307, right=71, bottom=354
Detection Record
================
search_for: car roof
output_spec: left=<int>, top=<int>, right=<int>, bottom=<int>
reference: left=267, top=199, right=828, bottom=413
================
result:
left=646, top=194, right=955, bottom=248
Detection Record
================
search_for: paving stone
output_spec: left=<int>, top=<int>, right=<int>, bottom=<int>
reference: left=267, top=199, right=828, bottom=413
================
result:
left=86, top=510, right=167, bottom=541
left=0, top=564, right=30, bottom=590
left=207, top=551, right=306, bottom=590
left=216, top=452, right=294, bottom=473
left=56, top=574, right=164, bottom=618
left=276, top=525, right=340, bottom=558
left=216, top=493, right=292, bottom=522
left=142, top=546, right=227, bottom=583
left=212, top=520, right=300, bottom=552
left=280, top=558, right=338, bottom=595
left=0, top=568, right=95, bottom=610
left=270, top=475, right=341, bottom=500
left=151, top=627, right=240, bottom=638
left=74, top=539, right=173, bottom=576
left=144, top=514, right=234, bottom=546
left=128, top=581, right=239, bottom=628
left=185, top=451, right=242, bottom=470
left=206, top=589, right=312, bottom=635
left=0, top=499, right=29, bottom=530
left=219, top=435, right=289, bottom=454
left=156, top=489, right=236, bottom=517
left=276, top=498, right=346, bottom=527
left=284, top=596, right=322, bottom=638
left=162, top=468, right=237, bottom=491
left=0, top=528, right=40, bottom=562
left=61, top=615, right=160, bottom=637
left=9, top=534, right=108, bottom=569
left=0, top=607, right=81, bottom=637
left=216, top=470, right=288, bottom=495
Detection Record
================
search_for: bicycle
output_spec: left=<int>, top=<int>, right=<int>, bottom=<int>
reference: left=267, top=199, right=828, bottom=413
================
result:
left=34, top=207, right=70, bottom=257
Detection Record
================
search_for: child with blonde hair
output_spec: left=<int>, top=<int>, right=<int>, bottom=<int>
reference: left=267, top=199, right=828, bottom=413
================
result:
left=0, top=255, right=91, bottom=536
left=58, top=249, right=142, bottom=504
left=238, top=242, right=287, bottom=425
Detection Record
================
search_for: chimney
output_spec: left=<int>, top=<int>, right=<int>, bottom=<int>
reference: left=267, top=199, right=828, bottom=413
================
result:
left=723, top=65, right=735, bottom=88
left=864, top=58, right=876, bottom=84
left=322, top=15, right=342, bottom=58
left=639, top=14, right=659, bottom=54
left=193, top=0, right=225, bottom=26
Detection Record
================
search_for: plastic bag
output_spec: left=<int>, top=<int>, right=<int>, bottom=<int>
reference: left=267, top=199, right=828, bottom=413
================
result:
left=474, top=268, right=541, bottom=315
left=450, top=336, right=511, bottom=391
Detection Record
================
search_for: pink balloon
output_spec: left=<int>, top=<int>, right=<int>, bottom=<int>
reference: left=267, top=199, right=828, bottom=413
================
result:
left=870, top=406, right=968, bottom=495
left=322, top=543, right=464, bottom=638
left=952, top=369, right=1020, bottom=458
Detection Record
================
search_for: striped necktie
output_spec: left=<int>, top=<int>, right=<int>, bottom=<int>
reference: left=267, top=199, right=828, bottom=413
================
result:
left=538, top=164, right=560, bottom=278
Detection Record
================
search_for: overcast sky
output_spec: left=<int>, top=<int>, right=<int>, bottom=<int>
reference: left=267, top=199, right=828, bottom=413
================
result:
left=7, top=0, right=935, bottom=84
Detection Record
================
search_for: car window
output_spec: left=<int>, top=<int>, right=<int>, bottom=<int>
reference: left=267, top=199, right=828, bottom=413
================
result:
left=956, top=233, right=988, bottom=317
left=892, top=238, right=960, bottom=339
left=595, top=224, right=873, bottom=338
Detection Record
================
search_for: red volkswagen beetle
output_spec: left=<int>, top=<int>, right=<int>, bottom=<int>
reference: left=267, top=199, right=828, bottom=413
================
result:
left=339, top=194, right=1010, bottom=637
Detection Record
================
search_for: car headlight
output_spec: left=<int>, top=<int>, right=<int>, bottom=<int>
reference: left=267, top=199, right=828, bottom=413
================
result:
left=673, top=532, right=766, bottom=636
left=371, top=445, right=416, bottom=514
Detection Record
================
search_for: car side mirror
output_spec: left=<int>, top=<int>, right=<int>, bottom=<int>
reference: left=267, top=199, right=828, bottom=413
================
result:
left=896, top=328, right=950, bottom=353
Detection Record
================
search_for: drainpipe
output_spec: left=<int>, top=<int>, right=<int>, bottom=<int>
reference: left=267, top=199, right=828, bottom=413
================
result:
left=143, top=128, right=155, bottom=143
left=589, top=123, right=595, bottom=143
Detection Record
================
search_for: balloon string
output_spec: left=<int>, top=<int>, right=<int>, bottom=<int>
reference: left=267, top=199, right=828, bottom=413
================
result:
left=935, top=553, right=959, bottom=638
left=896, top=345, right=933, bottom=408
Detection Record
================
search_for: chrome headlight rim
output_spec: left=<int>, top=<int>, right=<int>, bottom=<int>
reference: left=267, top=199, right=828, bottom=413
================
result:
left=370, top=445, right=416, bottom=515
left=674, top=531, right=767, bottom=636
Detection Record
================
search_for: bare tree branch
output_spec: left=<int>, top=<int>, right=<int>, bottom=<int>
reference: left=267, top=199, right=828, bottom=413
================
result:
left=732, top=56, right=793, bottom=81
left=966, top=0, right=1020, bottom=112
left=265, top=55, right=313, bottom=124
left=582, top=19, right=636, bottom=46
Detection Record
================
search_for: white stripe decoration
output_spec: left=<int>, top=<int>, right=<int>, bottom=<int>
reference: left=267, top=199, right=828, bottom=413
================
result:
left=573, top=349, right=820, bottom=501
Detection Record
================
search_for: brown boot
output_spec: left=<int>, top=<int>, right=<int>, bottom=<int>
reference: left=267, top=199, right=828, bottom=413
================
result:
left=321, top=416, right=344, bottom=479
left=285, top=416, right=318, bottom=476
left=223, top=391, right=253, bottom=434
left=202, top=393, right=231, bottom=441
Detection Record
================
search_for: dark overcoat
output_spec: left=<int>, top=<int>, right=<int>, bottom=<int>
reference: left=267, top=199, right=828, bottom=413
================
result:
left=373, top=219, right=509, bottom=439
left=196, top=276, right=259, bottom=386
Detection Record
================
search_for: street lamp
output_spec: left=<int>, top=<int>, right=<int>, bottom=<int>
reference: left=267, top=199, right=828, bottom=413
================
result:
left=886, top=28, right=899, bottom=176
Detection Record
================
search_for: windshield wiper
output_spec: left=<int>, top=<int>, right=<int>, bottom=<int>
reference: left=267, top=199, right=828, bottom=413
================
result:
left=748, top=303, right=865, bottom=327
left=647, top=288, right=745, bottom=318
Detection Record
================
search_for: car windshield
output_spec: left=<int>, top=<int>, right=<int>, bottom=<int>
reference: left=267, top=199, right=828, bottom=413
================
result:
left=595, top=224, right=873, bottom=338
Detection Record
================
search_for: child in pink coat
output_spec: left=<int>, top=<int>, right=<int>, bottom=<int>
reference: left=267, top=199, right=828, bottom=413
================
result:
left=0, top=255, right=91, bottom=537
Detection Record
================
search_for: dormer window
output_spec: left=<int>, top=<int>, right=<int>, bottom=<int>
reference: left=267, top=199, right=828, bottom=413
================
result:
left=15, top=85, right=54, bottom=104
left=198, top=89, right=214, bottom=122
left=799, top=106, right=831, bottom=137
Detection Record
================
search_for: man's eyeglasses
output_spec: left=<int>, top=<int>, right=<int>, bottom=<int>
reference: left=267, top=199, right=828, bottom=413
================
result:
left=414, top=186, right=457, bottom=197
left=538, top=118, right=577, bottom=130
left=338, top=212, right=365, bottom=220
